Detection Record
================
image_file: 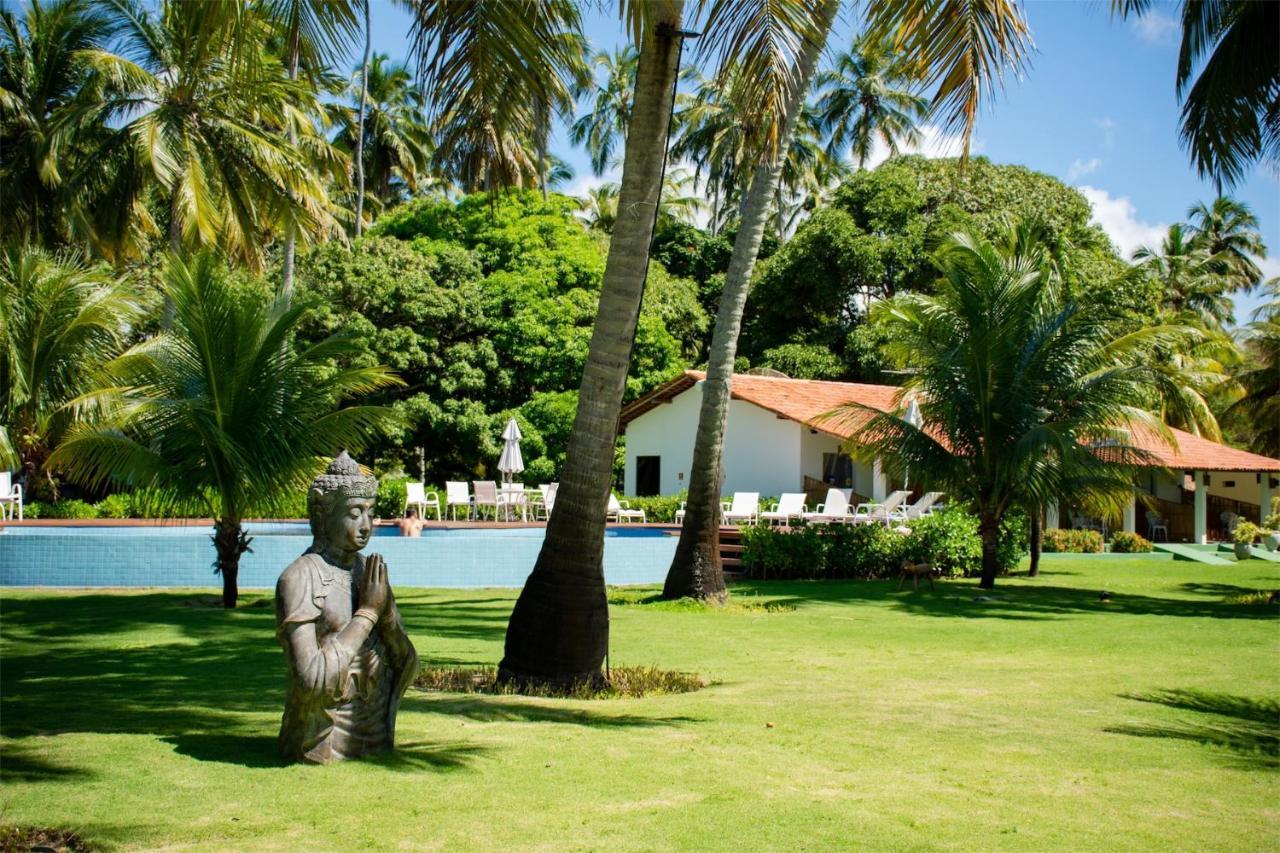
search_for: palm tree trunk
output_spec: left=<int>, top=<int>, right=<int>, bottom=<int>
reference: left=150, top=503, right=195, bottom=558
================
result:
left=1028, top=506, right=1042, bottom=577
left=213, top=518, right=251, bottom=609
left=978, top=512, right=1001, bottom=589
left=499, top=2, right=685, bottom=687
left=163, top=191, right=182, bottom=328
left=281, top=44, right=300, bottom=304
left=354, top=0, right=371, bottom=237
left=662, top=0, right=837, bottom=602
left=538, top=99, right=550, bottom=202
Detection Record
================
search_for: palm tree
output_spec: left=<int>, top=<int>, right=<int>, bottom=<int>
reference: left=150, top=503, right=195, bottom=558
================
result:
left=570, top=45, right=638, bottom=177
left=840, top=224, right=1186, bottom=588
left=406, top=0, right=586, bottom=196
left=864, top=0, right=1032, bottom=161
left=499, top=1, right=687, bottom=686
left=1187, top=196, right=1267, bottom=293
left=354, top=0, right=370, bottom=235
left=0, top=0, right=115, bottom=248
left=0, top=245, right=142, bottom=499
left=69, top=0, right=335, bottom=268
left=1222, top=280, right=1279, bottom=457
left=580, top=167, right=703, bottom=234
left=259, top=0, right=359, bottom=300
left=814, top=33, right=928, bottom=169
left=331, top=53, right=433, bottom=210
left=664, top=0, right=840, bottom=601
left=1112, top=1, right=1279, bottom=188
left=1134, top=224, right=1234, bottom=329
left=50, top=252, right=403, bottom=608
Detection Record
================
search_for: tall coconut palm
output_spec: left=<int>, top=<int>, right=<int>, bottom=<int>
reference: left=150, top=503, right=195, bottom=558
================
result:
left=663, top=0, right=840, bottom=602
left=1187, top=196, right=1267, bottom=293
left=70, top=0, right=336, bottom=268
left=0, top=245, right=142, bottom=498
left=0, top=0, right=115, bottom=248
left=839, top=224, right=1187, bottom=589
left=50, top=252, right=403, bottom=608
left=1134, top=223, right=1234, bottom=329
left=354, top=0, right=370, bottom=235
left=580, top=166, right=703, bottom=234
left=814, top=32, right=928, bottom=169
left=259, top=0, right=359, bottom=300
left=864, top=0, right=1032, bottom=161
left=1112, top=1, right=1279, bottom=189
left=406, top=0, right=586, bottom=196
left=331, top=53, right=433, bottom=209
left=570, top=45, right=638, bottom=177
left=499, top=1, right=687, bottom=686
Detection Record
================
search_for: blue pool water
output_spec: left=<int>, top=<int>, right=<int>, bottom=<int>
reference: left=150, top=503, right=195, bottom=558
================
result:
left=0, top=524, right=678, bottom=588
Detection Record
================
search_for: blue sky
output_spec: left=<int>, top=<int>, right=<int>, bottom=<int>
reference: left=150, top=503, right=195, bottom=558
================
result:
left=361, top=0, right=1277, bottom=321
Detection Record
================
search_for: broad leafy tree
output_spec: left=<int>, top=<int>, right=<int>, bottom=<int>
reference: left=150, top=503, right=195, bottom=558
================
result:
left=51, top=252, right=402, bottom=608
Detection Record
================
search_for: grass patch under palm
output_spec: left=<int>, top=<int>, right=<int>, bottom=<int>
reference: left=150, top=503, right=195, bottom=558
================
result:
left=413, top=665, right=708, bottom=698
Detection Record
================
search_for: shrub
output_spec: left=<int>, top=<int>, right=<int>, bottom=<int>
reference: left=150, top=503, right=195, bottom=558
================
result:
left=1042, top=528, right=1104, bottom=553
left=824, top=523, right=907, bottom=579
left=739, top=524, right=828, bottom=579
left=997, top=510, right=1030, bottom=572
left=1232, top=521, right=1262, bottom=545
left=21, top=501, right=44, bottom=519
left=1110, top=531, right=1152, bottom=553
left=44, top=499, right=99, bottom=519
left=1264, top=496, right=1280, bottom=531
left=95, top=493, right=132, bottom=519
left=625, top=493, right=687, bottom=523
left=376, top=475, right=412, bottom=519
left=905, top=508, right=982, bottom=577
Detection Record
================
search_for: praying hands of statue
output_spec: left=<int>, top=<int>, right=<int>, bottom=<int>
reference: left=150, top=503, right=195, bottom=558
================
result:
left=355, top=553, right=390, bottom=625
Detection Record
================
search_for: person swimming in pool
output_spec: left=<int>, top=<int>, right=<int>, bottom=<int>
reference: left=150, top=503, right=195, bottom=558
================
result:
left=396, top=508, right=425, bottom=537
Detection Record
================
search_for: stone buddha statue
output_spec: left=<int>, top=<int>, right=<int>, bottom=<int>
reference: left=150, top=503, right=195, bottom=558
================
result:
left=275, top=452, right=419, bottom=764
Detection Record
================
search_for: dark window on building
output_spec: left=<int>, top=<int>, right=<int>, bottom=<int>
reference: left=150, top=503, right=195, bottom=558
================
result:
left=822, top=453, right=853, bottom=488
left=636, top=456, right=661, bottom=497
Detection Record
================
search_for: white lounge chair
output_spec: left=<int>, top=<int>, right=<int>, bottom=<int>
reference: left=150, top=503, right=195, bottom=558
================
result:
left=892, top=492, right=945, bottom=522
left=473, top=480, right=500, bottom=520
left=851, top=490, right=911, bottom=526
left=607, top=494, right=646, bottom=523
left=533, top=483, right=558, bottom=520
left=499, top=483, right=527, bottom=521
left=802, top=488, right=854, bottom=524
left=445, top=481, right=472, bottom=520
left=761, top=493, right=807, bottom=526
left=404, top=481, right=441, bottom=520
left=722, top=491, right=760, bottom=525
left=0, top=472, right=22, bottom=521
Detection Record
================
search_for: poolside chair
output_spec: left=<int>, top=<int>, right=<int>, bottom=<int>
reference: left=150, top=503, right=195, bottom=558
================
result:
left=499, top=483, right=527, bottom=521
left=607, top=494, right=646, bottom=523
left=1146, top=510, right=1168, bottom=542
left=722, top=492, right=760, bottom=525
left=802, top=488, right=854, bottom=524
left=531, top=483, right=557, bottom=520
left=445, top=481, right=472, bottom=520
left=404, top=482, right=441, bottom=521
left=892, top=492, right=945, bottom=523
left=851, top=491, right=911, bottom=527
left=0, top=472, right=22, bottom=521
left=761, top=493, right=807, bottom=527
left=472, top=480, right=500, bottom=521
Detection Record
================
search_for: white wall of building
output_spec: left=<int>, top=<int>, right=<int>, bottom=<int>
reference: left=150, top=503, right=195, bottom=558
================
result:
left=624, top=386, right=701, bottom=496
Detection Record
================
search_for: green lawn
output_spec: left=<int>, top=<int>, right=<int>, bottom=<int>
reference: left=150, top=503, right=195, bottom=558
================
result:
left=2, top=555, right=1278, bottom=850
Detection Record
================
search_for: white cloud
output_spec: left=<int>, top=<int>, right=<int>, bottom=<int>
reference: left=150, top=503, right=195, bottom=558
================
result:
left=859, top=124, right=978, bottom=171
left=560, top=165, right=621, bottom=203
left=1067, top=157, right=1102, bottom=181
left=1094, top=117, right=1117, bottom=148
left=1131, top=10, right=1179, bottom=44
left=1078, top=185, right=1168, bottom=258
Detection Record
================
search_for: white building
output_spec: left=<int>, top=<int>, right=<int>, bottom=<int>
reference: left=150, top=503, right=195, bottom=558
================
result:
left=619, top=370, right=1280, bottom=543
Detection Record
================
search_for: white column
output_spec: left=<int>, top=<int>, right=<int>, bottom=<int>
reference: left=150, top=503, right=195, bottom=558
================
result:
left=1260, top=474, right=1273, bottom=525
left=1123, top=491, right=1136, bottom=534
left=1046, top=500, right=1059, bottom=530
left=872, top=458, right=887, bottom=501
left=1193, top=470, right=1207, bottom=544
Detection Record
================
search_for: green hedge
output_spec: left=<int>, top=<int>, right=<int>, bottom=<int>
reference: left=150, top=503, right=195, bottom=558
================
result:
left=739, top=507, right=1027, bottom=581
left=1109, top=531, right=1153, bottom=553
left=1042, top=528, right=1104, bottom=553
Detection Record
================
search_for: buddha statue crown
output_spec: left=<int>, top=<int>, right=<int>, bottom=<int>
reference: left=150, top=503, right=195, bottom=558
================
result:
left=310, top=451, right=378, bottom=499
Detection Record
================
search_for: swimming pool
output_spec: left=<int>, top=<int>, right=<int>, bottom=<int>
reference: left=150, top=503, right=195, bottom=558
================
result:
left=0, top=523, right=678, bottom=588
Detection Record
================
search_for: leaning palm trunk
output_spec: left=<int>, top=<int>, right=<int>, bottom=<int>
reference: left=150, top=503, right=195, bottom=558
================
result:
left=662, top=0, right=837, bottom=601
left=500, top=2, right=685, bottom=687
left=213, top=519, right=252, bottom=609
left=281, top=47, right=300, bottom=304
left=354, top=0, right=371, bottom=237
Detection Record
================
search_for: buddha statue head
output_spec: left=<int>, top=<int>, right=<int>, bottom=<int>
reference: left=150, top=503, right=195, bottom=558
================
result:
left=307, top=451, right=378, bottom=555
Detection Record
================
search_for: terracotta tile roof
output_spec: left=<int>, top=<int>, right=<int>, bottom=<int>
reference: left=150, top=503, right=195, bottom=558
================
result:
left=620, top=370, right=1280, bottom=473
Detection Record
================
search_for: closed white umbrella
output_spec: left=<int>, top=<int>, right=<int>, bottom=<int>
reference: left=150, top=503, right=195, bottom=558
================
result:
left=498, top=418, right=524, bottom=485
left=903, top=399, right=923, bottom=488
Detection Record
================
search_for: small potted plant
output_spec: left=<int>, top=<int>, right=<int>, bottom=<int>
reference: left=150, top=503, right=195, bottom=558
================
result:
left=1232, top=521, right=1261, bottom=560
left=1263, top=497, right=1280, bottom=553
